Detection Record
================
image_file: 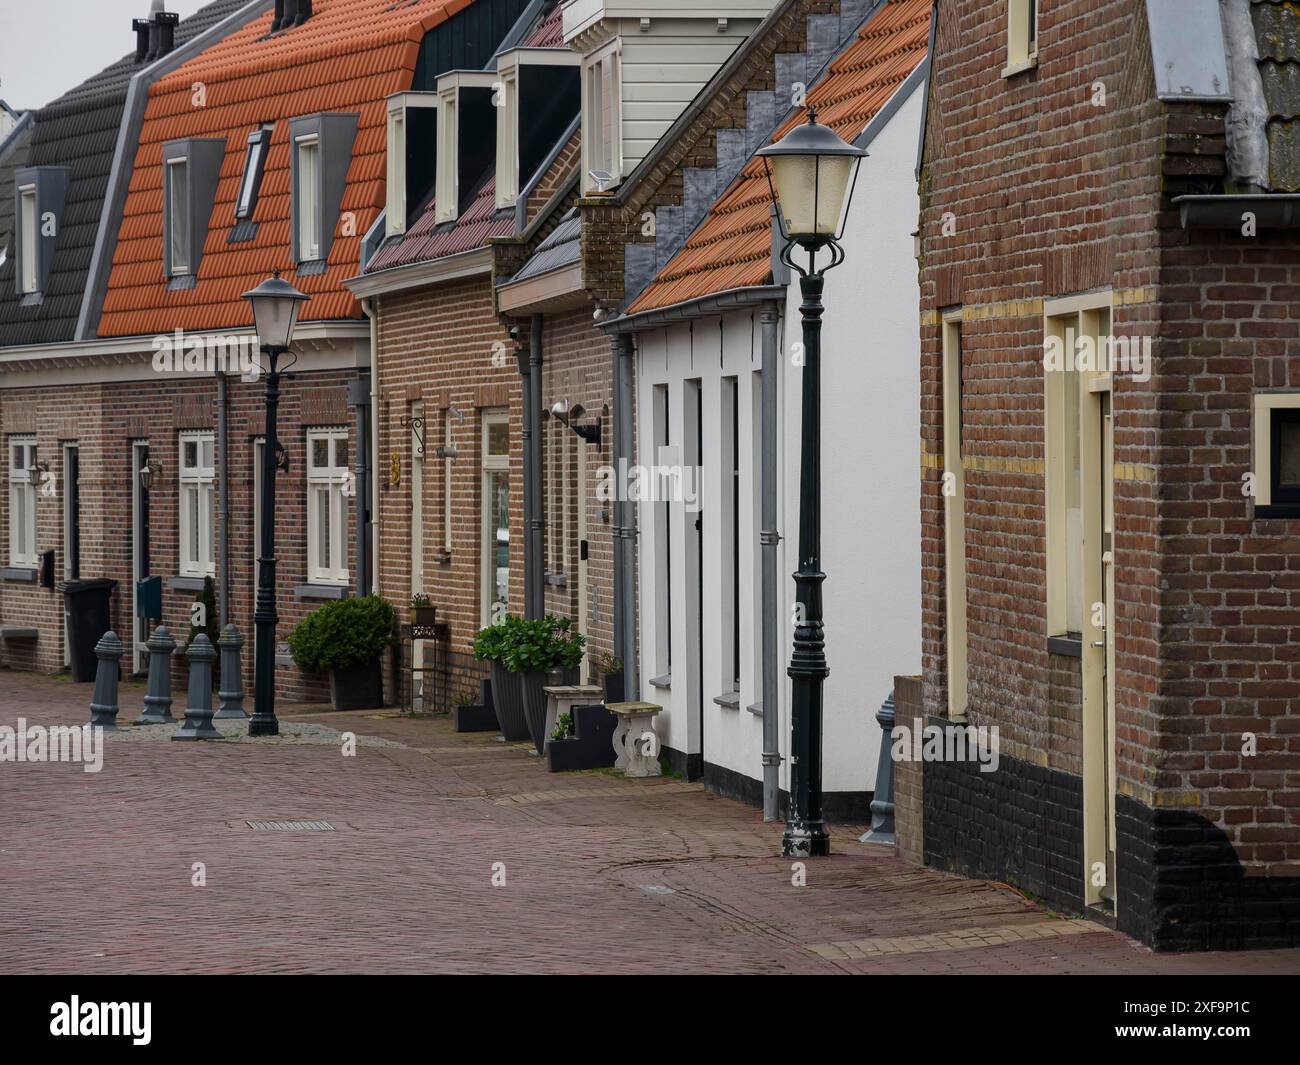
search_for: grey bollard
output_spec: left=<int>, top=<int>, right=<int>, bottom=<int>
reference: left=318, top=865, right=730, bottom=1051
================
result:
left=136, top=625, right=176, bottom=724
left=172, top=633, right=222, bottom=741
left=88, top=630, right=124, bottom=731
left=860, top=690, right=896, bottom=845
left=214, top=624, right=247, bottom=720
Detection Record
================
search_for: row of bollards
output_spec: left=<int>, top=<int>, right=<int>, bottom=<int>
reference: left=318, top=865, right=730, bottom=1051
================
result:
left=88, top=623, right=247, bottom=741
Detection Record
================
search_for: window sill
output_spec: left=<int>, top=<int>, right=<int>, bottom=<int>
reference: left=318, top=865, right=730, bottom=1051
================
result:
left=295, top=583, right=352, bottom=600
left=1047, top=633, right=1082, bottom=658
left=648, top=673, right=671, bottom=690
left=1254, top=503, right=1300, bottom=519
left=544, top=573, right=567, bottom=587
left=296, top=260, right=327, bottom=277
left=168, top=575, right=210, bottom=592
left=19, top=291, right=43, bottom=307
left=167, top=274, right=197, bottom=292
left=1001, top=54, right=1038, bottom=79
left=0, top=567, right=38, bottom=582
left=746, top=700, right=763, bottom=717
left=713, top=690, right=741, bottom=710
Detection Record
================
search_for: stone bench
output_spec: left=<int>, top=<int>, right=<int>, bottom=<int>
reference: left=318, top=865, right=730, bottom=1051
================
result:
left=542, top=684, right=605, bottom=750
left=606, top=701, right=663, bottom=777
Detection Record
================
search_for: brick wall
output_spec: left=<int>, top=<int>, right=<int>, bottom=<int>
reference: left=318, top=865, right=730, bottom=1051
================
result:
left=373, top=275, right=523, bottom=696
left=0, top=364, right=361, bottom=704
left=918, top=0, right=1300, bottom=948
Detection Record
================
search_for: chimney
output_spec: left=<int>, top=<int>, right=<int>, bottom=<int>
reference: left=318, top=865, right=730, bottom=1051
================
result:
left=271, top=0, right=285, bottom=32
left=133, top=17, right=151, bottom=62
left=156, top=11, right=179, bottom=56
left=294, top=0, right=313, bottom=26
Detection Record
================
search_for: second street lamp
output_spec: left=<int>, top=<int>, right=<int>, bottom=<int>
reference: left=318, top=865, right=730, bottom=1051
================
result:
left=241, top=272, right=310, bottom=738
left=757, top=107, right=866, bottom=858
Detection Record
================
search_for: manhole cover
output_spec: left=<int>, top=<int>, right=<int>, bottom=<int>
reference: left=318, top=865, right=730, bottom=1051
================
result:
left=246, top=820, right=335, bottom=831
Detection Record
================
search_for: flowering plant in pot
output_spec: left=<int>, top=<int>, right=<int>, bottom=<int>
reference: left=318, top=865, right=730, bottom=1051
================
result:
left=472, top=615, right=529, bottom=742
left=596, top=651, right=624, bottom=703
left=288, top=595, right=394, bottom=711
left=503, top=616, right=586, bottom=754
left=409, top=592, right=436, bottom=628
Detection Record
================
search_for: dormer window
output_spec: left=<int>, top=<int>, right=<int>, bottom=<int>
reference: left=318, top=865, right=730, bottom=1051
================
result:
left=581, top=42, right=621, bottom=194
left=160, top=138, right=223, bottom=283
left=434, top=71, right=497, bottom=225
left=12, top=166, right=69, bottom=298
left=385, top=93, right=438, bottom=237
left=296, top=135, right=321, bottom=260
left=18, top=184, right=36, bottom=293
left=288, top=113, right=359, bottom=267
left=167, top=158, right=190, bottom=273
left=236, top=125, right=272, bottom=220
left=494, top=48, right=580, bottom=209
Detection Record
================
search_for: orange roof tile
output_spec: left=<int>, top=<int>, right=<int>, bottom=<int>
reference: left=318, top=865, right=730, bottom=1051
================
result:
left=627, top=0, right=930, bottom=315
left=98, top=0, right=475, bottom=337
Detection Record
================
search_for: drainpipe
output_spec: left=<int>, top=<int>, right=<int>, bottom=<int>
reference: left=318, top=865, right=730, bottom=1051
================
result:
left=1221, top=0, right=1269, bottom=191
left=611, top=334, right=626, bottom=682
left=516, top=330, right=536, bottom=620
left=363, top=297, right=380, bottom=595
left=348, top=372, right=372, bottom=595
left=529, top=314, right=545, bottom=619
left=217, top=371, right=230, bottom=628
left=760, top=301, right=782, bottom=820
left=613, top=332, right=638, bottom=700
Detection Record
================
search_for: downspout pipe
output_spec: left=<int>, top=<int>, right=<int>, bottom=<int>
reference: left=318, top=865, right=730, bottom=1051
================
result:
left=363, top=297, right=380, bottom=596
left=516, top=331, right=536, bottom=620
left=217, top=371, right=230, bottom=628
left=348, top=372, right=372, bottom=595
left=759, top=301, right=782, bottom=820
left=529, top=314, right=545, bottom=619
left=611, top=334, right=626, bottom=681
left=614, top=332, right=638, bottom=700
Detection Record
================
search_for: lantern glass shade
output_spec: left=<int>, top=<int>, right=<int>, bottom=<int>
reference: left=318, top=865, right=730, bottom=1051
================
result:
left=241, top=274, right=310, bottom=350
left=758, top=113, right=867, bottom=241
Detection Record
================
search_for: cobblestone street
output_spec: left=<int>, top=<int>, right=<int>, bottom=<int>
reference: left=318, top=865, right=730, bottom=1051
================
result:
left=1, top=672, right=1298, bottom=975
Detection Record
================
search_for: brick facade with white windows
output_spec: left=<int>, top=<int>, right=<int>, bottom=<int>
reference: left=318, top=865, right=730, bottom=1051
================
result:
left=916, top=0, right=1300, bottom=950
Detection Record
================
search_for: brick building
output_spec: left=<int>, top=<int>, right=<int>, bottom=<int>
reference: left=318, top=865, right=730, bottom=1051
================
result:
left=0, top=0, right=501, bottom=703
left=914, top=0, right=1300, bottom=949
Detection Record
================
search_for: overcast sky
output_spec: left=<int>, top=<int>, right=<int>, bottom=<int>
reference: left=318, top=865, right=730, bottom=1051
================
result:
left=0, top=0, right=212, bottom=111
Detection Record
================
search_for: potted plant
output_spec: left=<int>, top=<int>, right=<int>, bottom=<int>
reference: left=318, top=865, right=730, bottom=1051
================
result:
left=473, top=615, right=529, bottom=742
left=409, top=592, right=436, bottom=628
left=505, top=616, right=586, bottom=755
left=597, top=651, right=624, bottom=704
left=546, top=703, right=619, bottom=773
left=287, top=595, right=394, bottom=711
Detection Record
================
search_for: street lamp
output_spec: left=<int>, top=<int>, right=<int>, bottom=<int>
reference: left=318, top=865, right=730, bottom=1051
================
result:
left=241, top=271, right=309, bottom=737
left=757, top=107, right=865, bottom=858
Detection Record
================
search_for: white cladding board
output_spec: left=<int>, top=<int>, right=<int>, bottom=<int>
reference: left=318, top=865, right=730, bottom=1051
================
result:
left=563, top=0, right=776, bottom=40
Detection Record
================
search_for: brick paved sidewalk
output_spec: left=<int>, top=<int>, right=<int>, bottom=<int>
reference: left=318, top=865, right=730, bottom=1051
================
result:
left=1, top=671, right=1298, bottom=974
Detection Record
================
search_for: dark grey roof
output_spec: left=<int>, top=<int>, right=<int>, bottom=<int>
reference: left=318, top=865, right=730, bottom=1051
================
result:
left=0, top=0, right=255, bottom=348
left=1254, top=0, right=1300, bottom=191
left=505, top=209, right=580, bottom=284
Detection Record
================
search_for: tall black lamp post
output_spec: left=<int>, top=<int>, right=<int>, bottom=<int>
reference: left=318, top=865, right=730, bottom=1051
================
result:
left=757, top=108, right=865, bottom=857
left=241, top=272, right=310, bottom=737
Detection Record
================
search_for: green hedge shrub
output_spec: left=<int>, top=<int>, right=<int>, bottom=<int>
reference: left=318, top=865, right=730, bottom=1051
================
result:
left=288, top=594, right=395, bottom=673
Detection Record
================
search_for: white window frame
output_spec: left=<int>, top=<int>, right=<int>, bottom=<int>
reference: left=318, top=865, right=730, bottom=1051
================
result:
left=385, top=93, right=439, bottom=237
left=295, top=135, right=321, bottom=261
left=480, top=411, right=511, bottom=626
left=236, top=126, right=272, bottom=220
left=1044, top=291, right=1113, bottom=640
left=1004, top=0, right=1039, bottom=77
left=494, top=68, right=519, bottom=209
left=18, top=184, right=37, bottom=294
left=307, top=428, right=350, bottom=585
left=178, top=431, right=215, bottom=578
left=1253, top=392, right=1300, bottom=509
left=166, top=158, right=189, bottom=275
left=8, top=435, right=38, bottom=567
left=581, top=41, right=622, bottom=195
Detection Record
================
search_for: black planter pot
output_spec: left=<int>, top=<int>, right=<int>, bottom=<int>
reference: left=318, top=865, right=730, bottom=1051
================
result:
left=329, top=658, right=383, bottom=711
left=602, top=669, right=625, bottom=704
left=521, top=669, right=550, bottom=754
left=490, top=660, right=530, bottom=741
left=547, top=704, right=618, bottom=772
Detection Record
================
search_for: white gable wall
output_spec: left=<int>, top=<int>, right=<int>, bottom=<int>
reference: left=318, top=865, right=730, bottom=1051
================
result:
left=633, top=72, right=922, bottom=800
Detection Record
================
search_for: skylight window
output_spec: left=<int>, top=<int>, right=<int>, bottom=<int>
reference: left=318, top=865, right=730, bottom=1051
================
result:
left=236, top=125, right=273, bottom=220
